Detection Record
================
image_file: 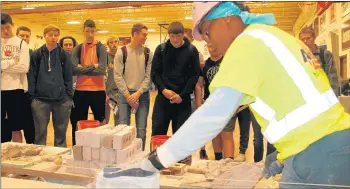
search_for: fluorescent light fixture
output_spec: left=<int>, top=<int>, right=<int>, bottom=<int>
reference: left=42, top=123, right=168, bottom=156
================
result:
left=97, top=30, right=109, bottom=34
left=120, top=18, right=131, bottom=22
left=185, top=16, right=192, bottom=20
left=66, top=21, right=80, bottom=24
left=22, top=7, right=35, bottom=10
left=148, top=29, right=156, bottom=32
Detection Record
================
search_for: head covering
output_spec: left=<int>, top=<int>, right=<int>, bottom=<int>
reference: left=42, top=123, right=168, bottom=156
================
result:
left=192, top=2, right=276, bottom=41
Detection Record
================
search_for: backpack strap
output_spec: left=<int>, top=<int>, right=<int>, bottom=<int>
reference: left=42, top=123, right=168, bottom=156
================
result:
left=96, top=41, right=102, bottom=60
left=319, top=47, right=326, bottom=70
left=19, top=39, right=24, bottom=51
left=121, top=46, right=128, bottom=75
left=144, top=47, right=150, bottom=70
left=76, top=44, right=83, bottom=64
left=35, top=48, right=42, bottom=82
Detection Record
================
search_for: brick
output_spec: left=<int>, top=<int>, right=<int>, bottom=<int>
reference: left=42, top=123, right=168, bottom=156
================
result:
left=113, top=130, right=132, bottom=150
left=64, top=157, right=74, bottom=166
left=101, top=126, right=125, bottom=149
left=90, top=131, right=103, bottom=148
left=75, top=128, right=94, bottom=146
left=90, top=161, right=100, bottom=169
left=82, top=161, right=90, bottom=169
left=132, top=138, right=143, bottom=154
left=99, top=162, right=107, bottom=169
left=91, top=147, right=100, bottom=161
left=123, top=126, right=137, bottom=139
left=72, top=145, right=83, bottom=161
left=100, top=148, right=116, bottom=163
left=115, top=143, right=135, bottom=164
left=83, top=146, right=92, bottom=161
left=73, top=160, right=82, bottom=167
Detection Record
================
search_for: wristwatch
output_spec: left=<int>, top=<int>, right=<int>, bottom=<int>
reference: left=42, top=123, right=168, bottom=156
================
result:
left=148, top=150, right=165, bottom=171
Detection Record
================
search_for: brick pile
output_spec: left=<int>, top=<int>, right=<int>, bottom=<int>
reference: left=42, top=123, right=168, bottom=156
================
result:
left=64, top=124, right=143, bottom=175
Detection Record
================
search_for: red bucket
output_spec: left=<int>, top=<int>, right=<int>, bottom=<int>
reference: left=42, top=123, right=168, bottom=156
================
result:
left=77, top=120, right=100, bottom=130
left=151, top=135, right=171, bottom=151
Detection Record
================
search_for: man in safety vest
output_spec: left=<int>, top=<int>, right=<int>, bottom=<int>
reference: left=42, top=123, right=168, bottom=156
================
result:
left=107, top=2, right=350, bottom=188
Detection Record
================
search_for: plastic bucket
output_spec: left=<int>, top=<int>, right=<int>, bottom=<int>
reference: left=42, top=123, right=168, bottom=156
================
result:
left=77, top=120, right=100, bottom=130
left=151, top=135, right=171, bottom=151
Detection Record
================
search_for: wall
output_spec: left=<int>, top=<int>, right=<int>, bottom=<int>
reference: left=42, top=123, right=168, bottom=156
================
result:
left=12, top=17, right=208, bottom=60
left=294, top=2, right=350, bottom=79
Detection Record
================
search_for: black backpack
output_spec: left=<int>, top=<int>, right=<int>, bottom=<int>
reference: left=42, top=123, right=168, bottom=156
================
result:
left=75, top=41, right=105, bottom=64
left=120, top=46, right=150, bottom=75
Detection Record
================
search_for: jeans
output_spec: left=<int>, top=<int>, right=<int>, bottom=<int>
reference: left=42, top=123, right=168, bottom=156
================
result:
left=31, top=99, right=72, bottom=147
left=251, top=112, right=276, bottom=162
left=117, top=91, right=150, bottom=150
left=232, top=107, right=251, bottom=154
left=23, top=93, right=35, bottom=144
left=280, top=129, right=350, bottom=189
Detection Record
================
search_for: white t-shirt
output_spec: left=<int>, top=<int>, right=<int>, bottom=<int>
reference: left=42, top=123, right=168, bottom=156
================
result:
left=1, top=36, right=29, bottom=91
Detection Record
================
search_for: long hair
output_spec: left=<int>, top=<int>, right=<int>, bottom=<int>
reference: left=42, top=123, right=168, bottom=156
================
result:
left=58, top=36, right=78, bottom=48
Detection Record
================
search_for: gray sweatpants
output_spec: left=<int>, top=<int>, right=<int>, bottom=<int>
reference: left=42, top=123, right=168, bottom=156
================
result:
left=280, top=129, right=350, bottom=189
left=31, top=99, right=72, bottom=147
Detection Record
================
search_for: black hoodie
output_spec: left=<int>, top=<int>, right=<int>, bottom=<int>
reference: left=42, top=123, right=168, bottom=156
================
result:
left=28, top=44, right=73, bottom=102
left=151, top=38, right=200, bottom=99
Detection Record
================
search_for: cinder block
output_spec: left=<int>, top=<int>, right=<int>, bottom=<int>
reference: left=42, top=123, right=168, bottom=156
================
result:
left=91, top=147, right=100, bottom=161
left=65, top=157, right=74, bottom=166
left=83, top=146, right=92, bottom=161
left=113, top=130, right=132, bottom=150
left=72, top=145, right=83, bottom=161
left=101, top=126, right=127, bottom=149
left=82, top=160, right=90, bottom=168
left=133, top=138, right=143, bottom=154
left=75, top=128, right=94, bottom=146
left=115, top=143, right=135, bottom=164
left=90, top=161, right=100, bottom=169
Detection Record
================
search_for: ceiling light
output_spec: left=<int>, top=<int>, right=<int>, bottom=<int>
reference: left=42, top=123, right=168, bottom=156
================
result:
left=120, top=18, right=131, bottom=22
left=66, top=21, right=80, bottom=24
left=22, top=7, right=35, bottom=10
left=148, top=29, right=156, bottom=32
left=185, top=16, right=192, bottom=20
left=97, top=30, right=109, bottom=34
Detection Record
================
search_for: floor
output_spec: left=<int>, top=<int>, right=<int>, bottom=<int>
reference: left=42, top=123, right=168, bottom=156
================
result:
left=37, top=91, right=269, bottom=162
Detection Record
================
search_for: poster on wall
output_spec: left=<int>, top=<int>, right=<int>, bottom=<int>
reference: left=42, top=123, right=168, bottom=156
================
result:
left=319, top=13, right=326, bottom=33
left=330, top=4, right=336, bottom=23
left=313, top=18, right=319, bottom=37
left=342, top=19, right=350, bottom=51
left=341, top=2, right=350, bottom=17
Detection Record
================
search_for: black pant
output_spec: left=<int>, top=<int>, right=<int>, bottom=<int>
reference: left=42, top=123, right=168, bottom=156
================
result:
left=23, top=93, right=35, bottom=144
left=233, top=107, right=251, bottom=154
left=1, top=89, right=25, bottom=142
left=251, top=112, right=276, bottom=162
left=70, top=90, right=106, bottom=145
left=152, top=93, right=191, bottom=136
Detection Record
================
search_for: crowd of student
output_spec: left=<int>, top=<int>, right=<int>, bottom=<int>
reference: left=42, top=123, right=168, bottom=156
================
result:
left=1, top=11, right=340, bottom=163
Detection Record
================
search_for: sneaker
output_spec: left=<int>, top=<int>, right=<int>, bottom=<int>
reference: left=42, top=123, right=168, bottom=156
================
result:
left=233, top=153, right=246, bottom=162
left=199, top=150, right=209, bottom=160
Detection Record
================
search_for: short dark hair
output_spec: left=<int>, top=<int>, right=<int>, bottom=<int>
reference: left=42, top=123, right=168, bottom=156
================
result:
left=83, top=19, right=96, bottom=28
left=234, top=2, right=250, bottom=12
left=16, top=26, right=31, bottom=35
left=168, top=21, right=184, bottom=34
left=59, top=36, right=78, bottom=48
left=300, top=26, right=316, bottom=37
left=1, top=13, right=13, bottom=25
left=131, top=23, right=148, bottom=36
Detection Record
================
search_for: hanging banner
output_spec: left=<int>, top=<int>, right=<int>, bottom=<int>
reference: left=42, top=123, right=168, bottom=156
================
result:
left=330, top=4, right=336, bottom=24
left=319, top=13, right=326, bottom=33
left=317, top=2, right=332, bottom=16
left=342, top=19, right=350, bottom=51
left=342, top=2, right=350, bottom=17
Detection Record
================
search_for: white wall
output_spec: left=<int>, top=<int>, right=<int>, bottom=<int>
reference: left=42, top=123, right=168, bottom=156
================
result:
left=294, top=2, right=350, bottom=78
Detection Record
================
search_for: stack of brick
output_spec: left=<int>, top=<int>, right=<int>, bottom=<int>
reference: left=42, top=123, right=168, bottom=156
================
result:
left=65, top=124, right=143, bottom=175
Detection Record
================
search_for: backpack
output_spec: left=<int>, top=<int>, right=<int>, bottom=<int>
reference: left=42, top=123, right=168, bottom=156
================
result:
left=121, top=46, right=150, bottom=74
left=34, top=45, right=66, bottom=81
left=75, top=41, right=104, bottom=64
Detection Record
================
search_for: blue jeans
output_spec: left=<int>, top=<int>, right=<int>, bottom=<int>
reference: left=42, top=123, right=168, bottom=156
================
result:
left=280, top=129, right=350, bottom=189
left=117, top=91, right=150, bottom=150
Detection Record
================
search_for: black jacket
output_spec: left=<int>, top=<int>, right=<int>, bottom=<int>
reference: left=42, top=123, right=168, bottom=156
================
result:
left=28, top=44, right=73, bottom=102
left=151, top=38, right=200, bottom=99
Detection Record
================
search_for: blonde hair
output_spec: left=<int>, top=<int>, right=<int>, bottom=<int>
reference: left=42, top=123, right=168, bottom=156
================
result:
left=106, top=35, right=119, bottom=44
left=43, top=24, right=60, bottom=35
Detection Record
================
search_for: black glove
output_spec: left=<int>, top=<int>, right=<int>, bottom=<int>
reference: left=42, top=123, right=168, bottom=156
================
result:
left=263, top=151, right=284, bottom=179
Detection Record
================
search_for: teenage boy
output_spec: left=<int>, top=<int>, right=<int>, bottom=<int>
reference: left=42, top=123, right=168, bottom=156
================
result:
left=71, top=19, right=107, bottom=145
left=114, top=24, right=153, bottom=150
left=16, top=25, right=35, bottom=144
left=28, top=24, right=73, bottom=147
left=1, top=13, right=30, bottom=143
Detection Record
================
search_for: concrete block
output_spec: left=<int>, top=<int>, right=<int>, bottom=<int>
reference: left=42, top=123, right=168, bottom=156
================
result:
left=72, top=145, right=83, bottom=161
left=99, top=162, right=107, bottom=169
left=75, top=128, right=94, bottom=146
left=100, top=148, right=116, bottom=163
left=123, top=126, right=137, bottom=139
left=115, top=143, right=135, bottom=164
left=113, top=130, right=133, bottom=150
left=83, top=146, right=92, bottom=161
left=133, top=138, right=143, bottom=154
left=91, top=147, right=100, bottom=161
left=90, top=161, right=100, bottom=169
left=65, top=157, right=74, bottom=167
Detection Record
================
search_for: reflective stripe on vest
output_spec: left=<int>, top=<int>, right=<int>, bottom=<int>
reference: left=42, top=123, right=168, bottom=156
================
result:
left=240, top=29, right=339, bottom=143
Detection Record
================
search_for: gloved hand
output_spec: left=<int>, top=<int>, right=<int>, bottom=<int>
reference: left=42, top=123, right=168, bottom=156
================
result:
left=263, top=151, right=284, bottom=179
